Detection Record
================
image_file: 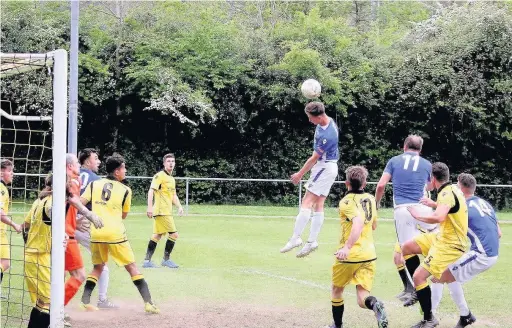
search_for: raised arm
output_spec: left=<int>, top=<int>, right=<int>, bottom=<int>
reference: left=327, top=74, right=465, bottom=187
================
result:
left=68, top=193, right=103, bottom=229
left=408, top=204, right=450, bottom=224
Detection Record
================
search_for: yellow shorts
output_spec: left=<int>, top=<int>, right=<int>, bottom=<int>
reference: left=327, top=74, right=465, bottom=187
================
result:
left=332, top=260, right=376, bottom=291
left=24, top=252, right=51, bottom=304
left=153, top=215, right=176, bottom=235
left=91, top=241, right=135, bottom=267
left=0, top=232, right=9, bottom=259
left=414, top=232, right=465, bottom=279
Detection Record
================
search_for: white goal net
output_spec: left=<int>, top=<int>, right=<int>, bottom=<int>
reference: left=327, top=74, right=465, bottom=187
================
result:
left=1, top=50, right=68, bottom=328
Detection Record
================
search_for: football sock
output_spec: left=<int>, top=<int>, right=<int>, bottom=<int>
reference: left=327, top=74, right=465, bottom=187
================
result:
left=163, top=236, right=176, bottom=261
left=292, top=208, right=311, bottom=238
left=132, top=274, right=152, bottom=304
left=397, top=264, right=411, bottom=290
left=364, top=296, right=377, bottom=309
left=64, top=276, right=83, bottom=306
left=98, top=265, right=110, bottom=302
left=431, top=283, right=444, bottom=314
left=448, top=282, right=470, bottom=316
left=405, top=255, right=421, bottom=279
left=27, top=306, right=50, bottom=328
left=308, top=212, right=324, bottom=242
left=331, top=298, right=344, bottom=328
left=81, top=275, right=98, bottom=305
left=145, top=238, right=158, bottom=261
left=416, top=282, right=433, bottom=321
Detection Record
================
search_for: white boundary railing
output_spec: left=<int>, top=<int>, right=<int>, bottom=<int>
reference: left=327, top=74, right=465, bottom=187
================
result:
left=122, top=176, right=512, bottom=213
left=12, top=173, right=512, bottom=214
left=124, top=176, right=381, bottom=211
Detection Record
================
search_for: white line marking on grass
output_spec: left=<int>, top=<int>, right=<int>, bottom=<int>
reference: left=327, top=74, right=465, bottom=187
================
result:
left=239, top=268, right=410, bottom=309
left=240, top=269, right=330, bottom=291
left=238, top=268, right=503, bottom=327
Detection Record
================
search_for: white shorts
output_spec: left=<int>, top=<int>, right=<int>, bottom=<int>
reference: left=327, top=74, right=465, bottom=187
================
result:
left=305, top=162, right=338, bottom=197
left=75, top=229, right=91, bottom=254
left=449, top=250, right=498, bottom=283
left=394, top=204, right=438, bottom=245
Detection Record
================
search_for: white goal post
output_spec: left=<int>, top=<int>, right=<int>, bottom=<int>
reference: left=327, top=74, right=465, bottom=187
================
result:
left=0, top=50, right=68, bottom=328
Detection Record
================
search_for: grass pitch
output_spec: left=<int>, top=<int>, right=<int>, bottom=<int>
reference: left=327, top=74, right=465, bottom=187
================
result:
left=1, top=205, right=511, bottom=328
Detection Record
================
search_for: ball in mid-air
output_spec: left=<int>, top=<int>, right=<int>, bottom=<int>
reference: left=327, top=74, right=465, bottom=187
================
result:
left=300, top=79, right=321, bottom=99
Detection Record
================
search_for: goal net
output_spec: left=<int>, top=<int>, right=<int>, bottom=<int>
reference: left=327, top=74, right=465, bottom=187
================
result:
left=1, top=51, right=68, bottom=328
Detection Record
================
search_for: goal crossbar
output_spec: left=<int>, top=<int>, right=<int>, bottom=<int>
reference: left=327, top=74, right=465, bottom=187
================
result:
left=0, top=52, right=56, bottom=77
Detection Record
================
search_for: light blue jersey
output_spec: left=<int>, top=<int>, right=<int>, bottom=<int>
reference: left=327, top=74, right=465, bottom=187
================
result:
left=313, top=118, right=339, bottom=162
left=383, top=152, right=431, bottom=206
left=466, top=196, right=500, bottom=257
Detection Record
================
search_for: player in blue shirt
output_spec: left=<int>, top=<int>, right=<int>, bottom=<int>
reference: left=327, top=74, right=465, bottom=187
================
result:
left=75, top=148, right=117, bottom=309
left=375, top=135, right=438, bottom=305
left=423, top=173, right=501, bottom=328
left=280, top=101, right=339, bottom=258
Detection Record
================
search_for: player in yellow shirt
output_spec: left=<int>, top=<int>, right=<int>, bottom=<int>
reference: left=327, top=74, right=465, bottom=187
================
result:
left=0, top=159, right=22, bottom=290
left=21, top=175, right=54, bottom=328
left=143, top=153, right=184, bottom=269
left=328, top=166, right=388, bottom=328
left=404, top=162, right=469, bottom=328
left=80, top=154, right=159, bottom=314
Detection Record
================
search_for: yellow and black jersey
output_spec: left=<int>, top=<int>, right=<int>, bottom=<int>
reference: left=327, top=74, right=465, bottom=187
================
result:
left=338, top=190, right=377, bottom=263
left=436, top=183, right=469, bottom=250
left=150, top=170, right=175, bottom=216
left=25, top=196, right=53, bottom=254
left=82, top=177, right=132, bottom=243
left=0, top=181, right=10, bottom=233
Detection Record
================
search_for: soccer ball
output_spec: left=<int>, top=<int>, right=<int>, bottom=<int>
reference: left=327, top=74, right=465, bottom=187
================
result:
left=301, top=79, right=321, bottom=99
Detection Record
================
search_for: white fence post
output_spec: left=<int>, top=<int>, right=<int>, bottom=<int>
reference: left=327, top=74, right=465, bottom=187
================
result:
left=185, top=177, right=189, bottom=214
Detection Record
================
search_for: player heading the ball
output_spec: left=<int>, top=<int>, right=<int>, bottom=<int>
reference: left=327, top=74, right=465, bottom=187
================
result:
left=281, top=101, right=339, bottom=258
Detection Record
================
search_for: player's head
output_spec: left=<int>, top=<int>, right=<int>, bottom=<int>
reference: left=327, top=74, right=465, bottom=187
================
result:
left=304, top=102, right=326, bottom=124
left=39, top=173, right=53, bottom=199
left=431, top=162, right=450, bottom=189
left=0, top=159, right=14, bottom=184
left=403, top=135, right=423, bottom=152
left=79, top=148, right=101, bottom=173
left=66, top=153, right=80, bottom=179
left=457, top=173, right=477, bottom=197
left=345, top=165, right=368, bottom=191
left=163, top=153, right=175, bottom=172
left=106, top=154, right=126, bottom=181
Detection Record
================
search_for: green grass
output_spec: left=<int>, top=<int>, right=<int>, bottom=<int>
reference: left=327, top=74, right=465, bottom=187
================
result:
left=2, top=205, right=512, bottom=327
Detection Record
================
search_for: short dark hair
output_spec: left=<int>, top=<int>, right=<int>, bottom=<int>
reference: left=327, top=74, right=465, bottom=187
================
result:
left=458, top=173, right=477, bottom=193
left=78, top=148, right=99, bottom=165
left=1, top=159, right=13, bottom=170
left=345, top=165, right=368, bottom=191
left=304, top=102, right=325, bottom=117
left=404, top=135, right=423, bottom=151
left=163, top=153, right=175, bottom=162
left=39, top=173, right=53, bottom=199
left=432, top=162, right=450, bottom=183
left=44, top=173, right=53, bottom=188
left=105, top=154, right=125, bottom=174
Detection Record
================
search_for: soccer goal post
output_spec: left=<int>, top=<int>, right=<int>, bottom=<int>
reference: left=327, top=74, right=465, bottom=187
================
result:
left=1, top=50, right=68, bottom=328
